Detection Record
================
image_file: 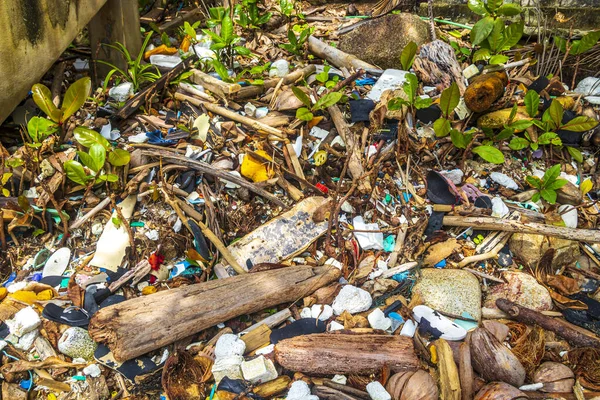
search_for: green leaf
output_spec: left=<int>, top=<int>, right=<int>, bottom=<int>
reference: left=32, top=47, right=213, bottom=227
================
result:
left=184, top=21, right=196, bottom=39
left=77, top=151, right=95, bottom=171
left=489, top=54, right=509, bottom=65
left=526, top=175, right=541, bottom=189
left=61, top=77, right=91, bottom=122
left=561, top=116, right=599, bottom=132
left=414, top=96, right=433, bottom=110
left=439, top=82, right=460, bottom=118
left=234, top=46, right=251, bottom=56
left=473, top=48, right=491, bottom=62
left=388, top=98, right=408, bottom=111
left=546, top=178, right=568, bottom=190
left=575, top=30, right=600, bottom=55
left=211, top=59, right=233, bottom=83
left=488, top=18, right=505, bottom=52
left=538, top=131, right=558, bottom=145
left=500, top=21, right=523, bottom=49
left=497, top=3, right=521, bottom=16
left=531, top=192, right=541, bottom=203
left=524, top=90, right=540, bottom=117
left=468, top=0, right=487, bottom=16
left=403, top=73, right=418, bottom=103
left=567, top=146, right=584, bottom=163
left=64, top=160, right=90, bottom=185
left=314, top=92, right=343, bottom=110
left=27, top=117, right=58, bottom=143
left=32, top=84, right=62, bottom=122
left=543, top=164, right=561, bottom=184
left=509, top=136, right=530, bottom=150
left=292, top=86, right=311, bottom=108
left=486, top=0, right=502, bottom=13
left=73, top=127, right=110, bottom=149
left=450, top=129, right=467, bottom=149
left=508, top=120, right=533, bottom=131
left=554, top=36, right=568, bottom=53
left=400, top=41, right=418, bottom=71
left=296, top=107, right=313, bottom=121
left=540, top=188, right=557, bottom=204
left=472, top=145, right=505, bottom=164
left=471, top=16, right=495, bottom=45
left=98, top=173, right=119, bottom=182
left=87, top=143, right=105, bottom=173
left=495, top=128, right=514, bottom=141
left=221, top=15, right=234, bottom=43
left=547, top=99, right=564, bottom=129
left=108, top=148, right=131, bottom=167
left=433, top=118, right=452, bottom=137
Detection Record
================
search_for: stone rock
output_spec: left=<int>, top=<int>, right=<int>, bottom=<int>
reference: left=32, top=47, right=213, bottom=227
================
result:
left=241, top=356, right=278, bottom=384
left=484, top=271, right=553, bottom=312
left=366, top=381, right=391, bottom=400
left=212, top=355, right=244, bottom=383
left=412, top=269, right=482, bottom=321
left=58, top=327, right=97, bottom=360
left=332, top=285, right=373, bottom=315
left=214, top=334, right=246, bottom=358
left=509, top=233, right=580, bottom=267
left=338, top=14, right=431, bottom=70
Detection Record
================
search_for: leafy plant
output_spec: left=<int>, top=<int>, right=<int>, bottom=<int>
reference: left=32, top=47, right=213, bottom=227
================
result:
left=26, top=117, right=59, bottom=148
left=64, top=127, right=131, bottom=186
left=468, top=0, right=524, bottom=64
left=315, top=65, right=339, bottom=89
left=0, top=172, right=11, bottom=197
left=236, top=0, right=272, bottom=29
left=32, top=77, right=91, bottom=142
left=203, top=13, right=250, bottom=68
left=293, top=87, right=343, bottom=121
left=450, top=41, right=472, bottom=63
left=100, top=33, right=161, bottom=92
left=207, top=7, right=228, bottom=28
left=279, top=0, right=295, bottom=17
left=238, top=62, right=272, bottom=85
left=400, top=41, right=418, bottom=71
left=388, top=73, right=432, bottom=113
left=279, top=25, right=314, bottom=56
left=554, top=30, right=600, bottom=56
left=526, top=164, right=567, bottom=204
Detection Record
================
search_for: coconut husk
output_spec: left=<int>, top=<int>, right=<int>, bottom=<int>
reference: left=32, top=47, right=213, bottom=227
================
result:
left=507, top=322, right=545, bottom=379
left=162, top=351, right=208, bottom=400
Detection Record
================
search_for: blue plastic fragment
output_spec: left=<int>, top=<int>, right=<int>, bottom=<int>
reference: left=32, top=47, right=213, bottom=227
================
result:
left=388, top=312, right=404, bottom=322
left=434, top=259, right=447, bottom=268
left=356, top=77, right=376, bottom=86
left=383, top=235, right=395, bottom=252
left=391, top=271, right=409, bottom=282
left=3, top=272, right=16, bottom=287
left=146, top=130, right=176, bottom=145
left=19, top=380, right=31, bottom=390
left=403, top=192, right=412, bottom=202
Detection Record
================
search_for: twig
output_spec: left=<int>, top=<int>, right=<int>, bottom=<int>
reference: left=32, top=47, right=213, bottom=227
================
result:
left=69, top=197, right=111, bottom=230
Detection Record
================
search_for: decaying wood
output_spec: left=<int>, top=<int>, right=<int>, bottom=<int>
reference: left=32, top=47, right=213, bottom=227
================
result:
left=274, top=333, right=419, bottom=374
left=496, top=299, right=600, bottom=348
left=308, top=36, right=376, bottom=71
left=435, top=339, right=461, bottom=400
left=89, top=266, right=340, bottom=361
left=253, top=376, right=291, bottom=398
left=140, top=149, right=286, bottom=207
left=114, top=54, right=198, bottom=121
left=69, top=197, right=111, bottom=230
left=328, top=105, right=371, bottom=193
left=413, top=40, right=466, bottom=94
left=313, top=386, right=359, bottom=400
left=458, top=342, right=473, bottom=400
left=240, top=324, right=271, bottom=354
left=179, top=82, right=217, bottom=103
left=443, top=215, right=600, bottom=243
left=174, top=92, right=286, bottom=139
left=190, top=69, right=242, bottom=98
left=323, top=380, right=370, bottom=400
left=242, top=308, right=291, bottom=334
left=234, top=65, right=317, bottom=100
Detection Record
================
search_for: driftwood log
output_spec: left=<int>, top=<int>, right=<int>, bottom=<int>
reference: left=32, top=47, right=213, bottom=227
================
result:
left=274, top=333, right=418, bottom=374
left=496, top=299, right=600, bottom=348
left=308, top=36, right=376, bottom=71
left=234, top=65, right=317, bottom=100
left=443, top=215, right=600, bottom=243
left=89, top=266, right=341, bottom=361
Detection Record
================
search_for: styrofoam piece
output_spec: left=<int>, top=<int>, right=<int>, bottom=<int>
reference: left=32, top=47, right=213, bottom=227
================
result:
left=42, top=248, right=71, bottom=277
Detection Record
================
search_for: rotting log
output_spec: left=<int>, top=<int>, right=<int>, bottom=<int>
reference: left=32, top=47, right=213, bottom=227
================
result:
left=234, top=65, right=317, bottom=100
left=443, top=215, right=600, bottom=243
left=496, top=299, right=600, bottom=348
left=274, top=333, right=419, bottom=375
left=308, top=36, right=376, bottom=71
left=89, top=266, right=341, bottom=361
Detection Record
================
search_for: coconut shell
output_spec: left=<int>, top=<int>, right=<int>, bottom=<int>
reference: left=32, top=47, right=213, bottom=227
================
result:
left=464, top=72, right=508, bottom=113
left=470, top=328, right=526, bottom=387
left=533, top=362, right=575, bottom=393
left=385, top=370, right=438, bottom=400
left=474, top=382, right=528, bottom=400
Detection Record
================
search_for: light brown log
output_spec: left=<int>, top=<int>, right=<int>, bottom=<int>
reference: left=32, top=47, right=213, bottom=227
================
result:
left=274, top=333, right=418, bottom=374
left=443, top=215, right=600, bottom=243
left=190, top=69, right=241, bottom=98
left=328, top=105, right=371, bottom=193
left=234, top=65, right=317, bottom=100
left=89, top=266, right=341, bottom=361
left=458, top=342, right=473, bottom=400
left=308, top=36, right=376, bottom=71
left=240, top=324, right=271, bottom=354
left=435, top=339, right=462, bottom=400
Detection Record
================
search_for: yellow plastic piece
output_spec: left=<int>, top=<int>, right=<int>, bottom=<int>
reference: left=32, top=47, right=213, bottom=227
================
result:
left=142, top=286, right=157, bottom=295
left=36, top=289, right=54, bottom=301
left=0, top=287, right=7, bottom=301
left=9, top=291, right=38, bottom=305
left=240, top=150, right=274, bottom=183
left=144, top=44, right=178, bottom=61
left=313, top=150, right=327, bottom=166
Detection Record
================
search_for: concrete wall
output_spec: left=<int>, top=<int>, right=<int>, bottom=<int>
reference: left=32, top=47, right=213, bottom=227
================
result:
left=0, top=0, right=108, bottom=124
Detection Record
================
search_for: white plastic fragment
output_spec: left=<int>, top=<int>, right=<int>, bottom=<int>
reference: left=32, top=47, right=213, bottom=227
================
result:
left=241, top=355, right=278, bottom=384
left=490, top=172, right=519, bottom=190
left=575, top=76, right=600, bottom=96
left=368, top=308, right=392, bottom=331
left=255, top=107, right=269, bottom=119
left=215, top=334, right=246, bottom=358
left=366, top=69, right=409, bottom=102
left=286, top=380, right=319, bottom=400
left=192, top=114, right=210, bottom=141
left=149, top=54, right=182, bottom=68
left=43, top=247, right=71, bottom=278
left=491, top=197, right=509, bottom=218
left=83, top=364, right=102, bottom=378
left=269, top=59, right=290, bottom=78
left=332, top=285, right=373, bottom=315
left=13, top=330, right=38, bottom=351
left=324, top=258, right=343, bottom=270
left=332, top=375, right=347, bottom=385
left=7, top=281, right=27, bottom=293
left=400, top=319, right=417, bottom=337
left=300, top=307, right=313, bottom=319
left=74, top=58, right=89, bottom=71
left=310, top=304, right=333, bottom=321
left=463, top=64, right=480, bottom=80
left=366, top=381, right=391, bottom=400
left=145, top=229, right=159, bottom=241
left=6, top=307, right=41, bottom=337
left=255, top=344, right=275, bottom=355
left=108, top=82, right=134, bottom=102
left=558, top=204, right=578, bottom=228
left=454, top=98, right=471, bottom=120
left=329, top=321, right=345, bottom=331
left=128, top=132, right=149, bottom=143
left=353, top=216, right=384, bottom=250
left=412, top=305, right=467, bottom=341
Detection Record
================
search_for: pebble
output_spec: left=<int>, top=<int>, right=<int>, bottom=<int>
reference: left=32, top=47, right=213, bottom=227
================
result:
left=310, top=304, right=333, bottom=321
left=491, top=197, right=509, bottom=218
left=331, top=285, right=373, bottom=315
left=412, top=269, right=482, bottom=321
left=484, top=271, right=553, bottom=312
left=440, top=169, right=464, bottom=185
left=366, top=381, right=391, bottom=400
left=241, top=355, right=278, bottom=384
left=58, top=327, right=97, bottom=360
left=269, top=59, right=290, bottom=78
left=83, top=364, right=102, bottom=378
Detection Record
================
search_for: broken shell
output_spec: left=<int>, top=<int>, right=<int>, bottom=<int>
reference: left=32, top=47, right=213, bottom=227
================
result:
left=470, top=328, right=526, bottom=387
left=385, top=369, right=438, bottom=400
left=533, top=362, right=575, bottom=393
left=474, top=382, right=528, bottom=400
